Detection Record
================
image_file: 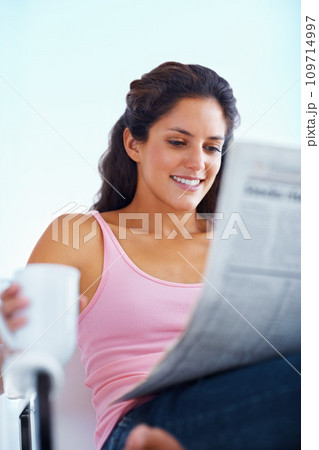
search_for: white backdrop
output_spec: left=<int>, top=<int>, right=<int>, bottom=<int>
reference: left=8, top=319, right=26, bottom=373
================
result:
left=0, top=0, right=300, bottom=277
left=0, top=1, right=300, bottom=449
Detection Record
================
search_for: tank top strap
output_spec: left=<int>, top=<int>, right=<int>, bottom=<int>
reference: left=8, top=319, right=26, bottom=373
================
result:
left=89, top=210, right=125, bottom=262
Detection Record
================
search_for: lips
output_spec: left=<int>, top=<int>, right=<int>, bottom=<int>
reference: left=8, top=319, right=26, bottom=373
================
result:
left=169, top=175, right=205, bottom=192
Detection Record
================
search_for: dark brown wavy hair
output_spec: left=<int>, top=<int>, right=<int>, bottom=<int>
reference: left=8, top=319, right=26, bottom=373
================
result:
left=91, top=62, right=240, bottom=213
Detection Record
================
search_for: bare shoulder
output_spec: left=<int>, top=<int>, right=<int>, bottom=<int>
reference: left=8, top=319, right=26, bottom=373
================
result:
left=28, top=213, right=103, bottom=271
left=99, top=210, right=119, bottom=225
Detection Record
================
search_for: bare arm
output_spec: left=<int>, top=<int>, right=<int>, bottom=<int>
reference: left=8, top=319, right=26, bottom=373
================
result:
left=27, top=213, right=89, bottom=268
left=0, top=213, right=95, bottom=393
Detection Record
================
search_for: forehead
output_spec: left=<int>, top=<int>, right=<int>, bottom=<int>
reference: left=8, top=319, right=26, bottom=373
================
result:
left=151, top=97, right=227, bottom=137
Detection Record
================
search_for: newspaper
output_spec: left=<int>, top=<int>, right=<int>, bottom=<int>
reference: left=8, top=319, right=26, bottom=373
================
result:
left=119, top=141, right=301, bottom=401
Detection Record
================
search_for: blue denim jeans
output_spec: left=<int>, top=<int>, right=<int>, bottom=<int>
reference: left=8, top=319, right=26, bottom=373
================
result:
left=102, top=353, right=301, bottom=450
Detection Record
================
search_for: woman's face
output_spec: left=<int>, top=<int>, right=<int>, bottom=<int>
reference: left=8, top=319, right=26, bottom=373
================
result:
left=132, top=97, right=227, bottom=212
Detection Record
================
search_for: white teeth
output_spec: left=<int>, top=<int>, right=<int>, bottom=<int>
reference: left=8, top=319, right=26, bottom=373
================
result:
left=172, top=176, right=201, bottom=186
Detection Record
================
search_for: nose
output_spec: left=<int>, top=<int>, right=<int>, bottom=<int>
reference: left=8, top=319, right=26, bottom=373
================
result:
left=183, top=144, right=206, bottom=172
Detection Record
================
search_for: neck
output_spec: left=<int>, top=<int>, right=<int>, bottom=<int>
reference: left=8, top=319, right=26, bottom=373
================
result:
left=119, top=199, right=208, bottom=236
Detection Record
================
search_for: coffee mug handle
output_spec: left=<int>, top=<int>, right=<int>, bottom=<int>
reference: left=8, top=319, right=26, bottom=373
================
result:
left=0, top=279, right=16, bottom=349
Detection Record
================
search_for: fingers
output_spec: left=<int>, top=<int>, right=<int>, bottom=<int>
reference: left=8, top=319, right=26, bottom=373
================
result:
left=1, top=283, right=20, bottom=301
left=124, top=424, right=185, bottom=450
left=0, top=284, right=29, bottom=331
left=1, top=295, right=29, bottom=317
left=4, top=315, right=28, bottom=332
left=79, top=295, right=90, bottom=313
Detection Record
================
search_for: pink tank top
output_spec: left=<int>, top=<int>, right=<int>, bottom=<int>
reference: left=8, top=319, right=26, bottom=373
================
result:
left=77, top=211, right=203, bottom=449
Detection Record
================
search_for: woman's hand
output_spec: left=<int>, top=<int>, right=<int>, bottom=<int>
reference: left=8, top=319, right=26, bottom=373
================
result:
left=124, top=424, right=185, bottom=450
left=0, top=283, right=30, bottom=393
left=79, top=294, right=90, bottom=314
left=0, top=284, right=89, bottom=332
left=0, top=283, right=29, bottom=332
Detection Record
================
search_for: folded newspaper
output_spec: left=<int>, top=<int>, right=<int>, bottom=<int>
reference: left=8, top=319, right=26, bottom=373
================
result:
left=119, top=141, right=301, bottom=402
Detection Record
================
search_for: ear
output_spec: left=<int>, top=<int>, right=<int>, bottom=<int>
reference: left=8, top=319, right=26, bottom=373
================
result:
left=123, top=127, right=141, bottom=163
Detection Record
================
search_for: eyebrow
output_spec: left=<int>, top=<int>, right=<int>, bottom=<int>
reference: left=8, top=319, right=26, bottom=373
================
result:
left=167, top=127, right=224, bottom=140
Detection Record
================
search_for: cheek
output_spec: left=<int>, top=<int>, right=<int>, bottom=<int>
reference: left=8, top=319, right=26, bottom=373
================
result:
left=215, top=159, right=222, bottom=175
left=208, top=157, right=222, bottom=177
left=148, top=148, right=177, bottom=170
left=204, top=158, right=222, bottom=191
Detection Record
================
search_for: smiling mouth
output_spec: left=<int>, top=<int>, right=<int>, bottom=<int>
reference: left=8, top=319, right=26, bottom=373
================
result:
left=170, top=175, right=204, bottom=187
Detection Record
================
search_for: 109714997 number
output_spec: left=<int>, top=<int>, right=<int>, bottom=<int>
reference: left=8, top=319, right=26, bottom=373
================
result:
left=305, top=16, right=316, bottom=86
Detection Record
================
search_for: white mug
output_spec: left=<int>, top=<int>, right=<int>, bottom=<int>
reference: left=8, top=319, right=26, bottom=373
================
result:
left=0, top=263, right=80, bottom=365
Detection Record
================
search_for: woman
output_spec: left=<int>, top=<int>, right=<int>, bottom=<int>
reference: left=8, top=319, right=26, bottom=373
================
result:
left=0, top=62, right=300, bottom=450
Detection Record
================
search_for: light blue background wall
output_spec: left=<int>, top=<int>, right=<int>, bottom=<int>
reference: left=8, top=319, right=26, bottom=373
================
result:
left=0, top=0, right=300, bottom=276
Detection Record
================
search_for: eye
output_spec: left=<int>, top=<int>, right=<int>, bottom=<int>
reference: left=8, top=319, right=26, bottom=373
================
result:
left=204, top=145, right=221, bottom=153
left=168, top=140, right=186, bottom=147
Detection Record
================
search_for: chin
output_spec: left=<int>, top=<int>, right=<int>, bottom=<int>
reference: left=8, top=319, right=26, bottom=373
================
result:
left=175, top=199, right=200, bottom=212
